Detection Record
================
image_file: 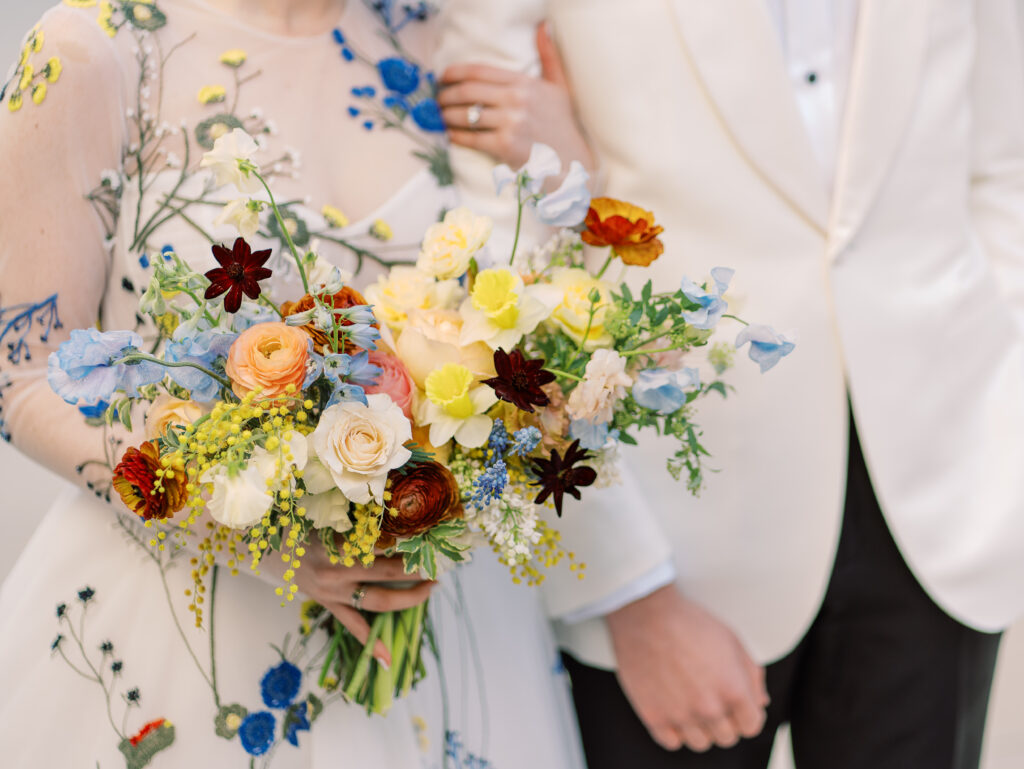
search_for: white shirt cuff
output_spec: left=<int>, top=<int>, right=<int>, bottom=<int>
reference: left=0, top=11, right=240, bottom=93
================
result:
left=559, top=560, right=677, bottom=624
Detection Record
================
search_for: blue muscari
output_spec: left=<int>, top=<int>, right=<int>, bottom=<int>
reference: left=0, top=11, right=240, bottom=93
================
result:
left=510, top=426, right=541, bottom=457
left=486, top=418, right=510, bottom=458
left=471, top=459, right=508, bottom=510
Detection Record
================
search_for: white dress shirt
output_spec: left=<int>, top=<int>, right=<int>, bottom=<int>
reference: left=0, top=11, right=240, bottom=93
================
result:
left=765, top=0, right=860, bottom=187
left=563, top=0, right=861, bottom=625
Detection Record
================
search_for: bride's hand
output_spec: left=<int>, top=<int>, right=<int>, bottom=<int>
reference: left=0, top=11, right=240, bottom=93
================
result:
left=440, top=22, right=594, bottom=175
left=260, top=536, right=435, bottom=667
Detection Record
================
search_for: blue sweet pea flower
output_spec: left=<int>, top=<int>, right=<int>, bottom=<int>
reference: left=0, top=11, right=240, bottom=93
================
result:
left=47, top=329, right=160, bottom=406
left=345, top=323, right=380, bottom=351
left=569, top=418, right=611, bottom=451
left=322, top=351, right=382, bottom=387
left=260, top=661, right=302, bottom=708
left=378, top=57, right=420, bottom=95
left=283, top=702, right=310, bottom=747
left=534, top=160, right=591, bottom=227
left=680, top=267, right=734, bottom=330
left=410, top=98, right=445, bottom=132
left=632, top=367, right=700, bottom=414
left=735, top=325, right=796, bottom=373
left=238, top=711, right=276, bottom=756
left=164, top=331, right=237, bottom=402
left=493, top=143, right=562, bottom=196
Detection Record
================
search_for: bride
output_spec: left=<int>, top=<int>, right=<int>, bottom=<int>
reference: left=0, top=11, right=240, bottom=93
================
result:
left=0, top=1, right=584, bottom=766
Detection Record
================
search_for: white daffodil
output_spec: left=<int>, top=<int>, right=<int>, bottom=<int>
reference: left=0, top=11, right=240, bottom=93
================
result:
left=418, top=362, right=497, bottom=448
left=458, top=268, right=554, bottom=351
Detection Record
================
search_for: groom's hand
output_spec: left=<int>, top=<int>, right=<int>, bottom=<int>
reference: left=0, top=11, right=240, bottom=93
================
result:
left=605, top=585, right=769, bottom=752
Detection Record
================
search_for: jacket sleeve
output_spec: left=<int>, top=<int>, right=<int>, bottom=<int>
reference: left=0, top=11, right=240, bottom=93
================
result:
left=435, top=0, right=677, bottom=622
left=970, top=0, right=1024, bottom=329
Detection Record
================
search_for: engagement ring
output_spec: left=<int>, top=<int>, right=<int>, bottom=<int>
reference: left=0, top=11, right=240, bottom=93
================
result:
left=467, top=103, right=483, bottom=128
left=351, top=585, right=367, bottom=611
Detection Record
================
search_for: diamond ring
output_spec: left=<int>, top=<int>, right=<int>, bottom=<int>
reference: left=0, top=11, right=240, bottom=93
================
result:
left=351, top=584, right=367, bottom=611
left=467, top=103, right=483, bottom=128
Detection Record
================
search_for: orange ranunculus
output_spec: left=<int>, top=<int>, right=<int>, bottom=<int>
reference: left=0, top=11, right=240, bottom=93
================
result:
left=378, top=461, right=463, bottom=548
left=281, top=286, right=374, bottom=354
left=112, top=442, right=186, bottom=521
left=581, top=197, right=665, bottom=266
left=224, top=321, right=309, bottom=399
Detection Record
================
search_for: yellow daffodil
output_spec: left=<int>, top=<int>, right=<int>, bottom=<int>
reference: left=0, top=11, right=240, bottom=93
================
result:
left=219, top=49, right=248, bottom=68
left=197, top=85, right=227, bottom=105
left=458, top=268, right=555, bottom=350
left=419, top=362, right=496, bottom=448
left=322, top=204, right=349, bottom=229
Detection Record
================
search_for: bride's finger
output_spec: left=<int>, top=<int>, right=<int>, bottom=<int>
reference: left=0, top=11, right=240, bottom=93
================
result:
left=441, top=104, right=505, bottom=131
left=437, top=80, right=511, bottom=110
left=358, top=581, right=436, bottom=613
left=357, top=555, right=433, bottom=582
left=440, top=63, right=520, bottom=86
left=447, top=127, right=505, bottom=156
left=326, top=604, right=391, bottom=667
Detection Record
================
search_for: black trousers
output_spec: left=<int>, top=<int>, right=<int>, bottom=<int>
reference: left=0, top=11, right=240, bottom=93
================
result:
left=564, top=422, right=1002, bottom=769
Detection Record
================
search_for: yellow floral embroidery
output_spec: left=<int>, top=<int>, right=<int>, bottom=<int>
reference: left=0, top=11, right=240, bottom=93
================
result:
left=62, top=0, right=98, bottom=7
left=32, top=83, right=47, bottom=105
left=7, top=92, right=23, bottom=113
left=322, top=205, right=349, bottom=229
left=45, top=58, right=63, bottom=83
left=32, top=30, right=45, bottom=52
left=219, top=49, right=248, bottom=68
left=98, top=1, right=117, bottom=37
left=370, top=219, right=393, bottom=241
left=18, top=65, right=34, bottom=93
left=197, top=85, right=227, bottom=105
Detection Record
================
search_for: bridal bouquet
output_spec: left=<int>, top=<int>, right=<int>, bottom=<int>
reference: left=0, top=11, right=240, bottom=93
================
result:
left=48, top=132, right=792, bottom=716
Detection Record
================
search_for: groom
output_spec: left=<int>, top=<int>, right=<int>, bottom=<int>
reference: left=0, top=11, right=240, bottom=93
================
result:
left=436, top=1, right=1024, bottom=767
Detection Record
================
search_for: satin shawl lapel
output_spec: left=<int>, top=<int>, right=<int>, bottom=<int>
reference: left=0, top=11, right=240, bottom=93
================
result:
left=665, top=0, right=830, bottom=234
left=829, top=0, right=930, bottom=256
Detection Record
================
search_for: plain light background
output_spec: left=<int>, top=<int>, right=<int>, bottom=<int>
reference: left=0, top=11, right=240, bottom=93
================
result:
left=1, top=3, right=1022, bottom=766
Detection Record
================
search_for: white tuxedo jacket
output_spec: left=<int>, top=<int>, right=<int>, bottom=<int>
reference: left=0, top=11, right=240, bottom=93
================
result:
left=436, top=0, right=1024, bottom=670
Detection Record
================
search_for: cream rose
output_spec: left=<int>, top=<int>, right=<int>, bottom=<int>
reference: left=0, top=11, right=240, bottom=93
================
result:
left=145, top=395, right=204, bottom=440
left=310, top=393, right=412, bottom=504
left=416, top=207, right=492, bottom=280
left=364, top=266, right=461, bottom=331
left=395, top=309, right=495, bottom=390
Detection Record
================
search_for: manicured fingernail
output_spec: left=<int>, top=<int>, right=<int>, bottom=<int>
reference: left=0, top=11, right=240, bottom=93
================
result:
left=376, top=655, right=391, bottom=670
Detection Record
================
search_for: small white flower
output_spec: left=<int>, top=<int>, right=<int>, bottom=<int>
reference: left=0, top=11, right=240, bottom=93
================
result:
left=204, top=465, right=274, bottom=529
left=216, top=198, right=261, bottom=239
left=200, top=128, right=261, bottom=194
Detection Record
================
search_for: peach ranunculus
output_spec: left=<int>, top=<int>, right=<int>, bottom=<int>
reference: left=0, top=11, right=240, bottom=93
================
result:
left=280, top=286, right=373, bottom=354
left=363, top=265, right=462, bottom=332
left=395, top=309, right=495, bottom=390
left=144, top=395, right=205, bottom=440
left=363, top=351, right=415, bottom=421
left=225, top=322, right=309, bottom=399
left=581, top=197, right=664, bottom=267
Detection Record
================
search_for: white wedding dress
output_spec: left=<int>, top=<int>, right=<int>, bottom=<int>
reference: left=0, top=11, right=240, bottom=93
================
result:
left=0, top=2, right=585, bottom=767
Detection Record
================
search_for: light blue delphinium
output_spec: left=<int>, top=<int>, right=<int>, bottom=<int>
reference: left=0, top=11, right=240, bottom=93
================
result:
left=471, top=459, right=508, bottom=509
left=680, top=267, right=735, bottom=330
left=47, top=329, right=163, bottom=406
left=569, top=418, right=610, bottom=451
left=510, top=426, right=542, bottom=457
left=344, top=323, right=380, bottom=351
left=326, top=383, right=368, bottom=407
left=632, top=367, right=701, bottom=414
left=735, top=325, right=796, bottom=373
left=322, top=351, right=382, bottom=387
left=334, top=304, right=377, bottom=326
left=164, top=330, right=237, bottom=401
left=535, top=161, right=591, bottom=228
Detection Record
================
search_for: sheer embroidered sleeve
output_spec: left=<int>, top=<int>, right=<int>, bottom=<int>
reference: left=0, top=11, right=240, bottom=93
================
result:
left=0, top=5, right=136, bottom=500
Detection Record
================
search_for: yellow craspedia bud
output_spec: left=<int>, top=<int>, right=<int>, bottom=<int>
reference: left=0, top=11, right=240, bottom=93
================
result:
left=219, top=48, right=248, bottom=67
left=425, top=363, right=475, bottom=419
left=471, top=268, right=520, bottom=329
left=197, top=84, right=227, bottom=104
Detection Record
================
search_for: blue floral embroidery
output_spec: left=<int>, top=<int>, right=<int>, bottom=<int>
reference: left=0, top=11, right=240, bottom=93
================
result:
left=0, top=294, right=62, bottom=366
left=367, top=0, right=433, bottom=35
left=260, top=660, right=303, bottom=708
left=378, top=57, right=420, bottom=95
left=410, top=98, right=444, bottom=133
left=445, top=731, right=493, bottom=769
left=238, top=711, right=276, bottom=756
left=283, top=701, right=311, bottom=746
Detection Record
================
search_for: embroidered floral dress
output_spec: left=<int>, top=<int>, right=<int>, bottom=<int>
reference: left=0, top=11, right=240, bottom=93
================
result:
left=0, top=2, right=585, bottom=767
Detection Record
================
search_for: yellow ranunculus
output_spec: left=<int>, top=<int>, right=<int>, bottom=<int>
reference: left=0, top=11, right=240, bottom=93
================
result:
left=219, top=49, right=248, bottom=68
left=425, top=363, right=475, bottom=419
left=547, top=267, right=614, bottom=351
left=197, top=85, right=227, bottom=105
left=363, top=265, right=462, bottom=331
left=471, top=268, right=519, bottom=329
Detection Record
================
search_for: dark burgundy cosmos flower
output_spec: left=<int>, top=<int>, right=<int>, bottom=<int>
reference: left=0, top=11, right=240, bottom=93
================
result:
left=529, top=439, right=598, bottom=517
left=204, top=237, right=273, bottom=313
left=482, top=348, right=556, bottom=413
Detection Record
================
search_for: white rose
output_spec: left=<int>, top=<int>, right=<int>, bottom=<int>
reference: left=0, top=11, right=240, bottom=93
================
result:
left=204, top=465, right=274, bottom=529
left=416, top=207, right=492, bottom=280
left=310, top=393, right=412, bottom=504
left=566, top=349, right=632, bottom=424
left=200, top=128, right=261, bottom=194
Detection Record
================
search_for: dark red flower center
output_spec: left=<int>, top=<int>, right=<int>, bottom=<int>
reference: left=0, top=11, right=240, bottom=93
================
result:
left=226, top=262, right=245, bottom=280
